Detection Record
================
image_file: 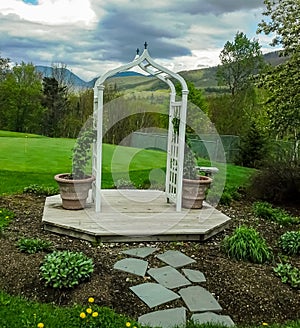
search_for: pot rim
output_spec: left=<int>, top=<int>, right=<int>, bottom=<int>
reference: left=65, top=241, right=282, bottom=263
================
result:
left=183, top=175, right=212, bottom=184
left=54, top=173, right=95, bottom=184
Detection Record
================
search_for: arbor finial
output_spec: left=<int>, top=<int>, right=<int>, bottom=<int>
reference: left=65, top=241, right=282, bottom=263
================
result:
left=144, top=41, right=148, bottom=49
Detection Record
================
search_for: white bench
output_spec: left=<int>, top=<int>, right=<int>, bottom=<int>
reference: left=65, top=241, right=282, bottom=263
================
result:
left=196, top=166, right=219, bottom=177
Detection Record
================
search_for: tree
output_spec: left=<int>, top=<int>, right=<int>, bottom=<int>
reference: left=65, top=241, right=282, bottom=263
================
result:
left=51, top=62, right=75, bottom=92
left=217, top=31, right=264, bottom=96
left=235, top=121, right=268, bottom=168
left=0, top=62, right=43, bottom=133
left=42, top=77, right=69, bottom=137
left=256, top=0, right=300, bottom=142
left=257, top=0, right=300, bottom=56
left=256, top=55, right=300, bottom=141
left=63, top=88, right=94, bottom=138
left=0, top=54, right=10, bottom=82
left=175, top=81, right=209, bottom=134
left=207, top=88, right=262, bottom=136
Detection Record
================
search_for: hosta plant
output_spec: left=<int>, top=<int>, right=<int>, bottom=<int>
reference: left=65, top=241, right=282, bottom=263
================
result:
left=221, top=225, right=271, bottom=264
left=279, top=231, right=300, bottom=255
left=40, top=251, right=94, bottom=288
left=17, top=238, right=53, bottom=254
left=252, top=201, right=299, bottom=225
left=274, top=263, right=300, bottom=289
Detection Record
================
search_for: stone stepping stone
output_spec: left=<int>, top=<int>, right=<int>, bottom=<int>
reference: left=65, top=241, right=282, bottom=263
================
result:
left=122, top=247, right=158, bottom=258
left=113, top=258, right=148, bottom=277
left=178, top=286, right=222, bottom=313
left=138, top=307, right=186, bottom=328
left=182, top=268, right=206, bottom=283
left=156, top=250, right=196, bottom=268
left=191, top=312, right=235, bottom=327
left=130, top=283, right=180, bottom=308
left=148, top=266, right=192, bottom=289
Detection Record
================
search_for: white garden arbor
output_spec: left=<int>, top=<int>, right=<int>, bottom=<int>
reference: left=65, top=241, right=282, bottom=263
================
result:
left=92, top=44, right=189, bottom=212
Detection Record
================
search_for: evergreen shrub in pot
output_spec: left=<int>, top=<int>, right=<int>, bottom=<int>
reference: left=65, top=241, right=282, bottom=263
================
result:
left=54, top=129, right=96, bottom=210
left=182, top=144, right=212, bottom=209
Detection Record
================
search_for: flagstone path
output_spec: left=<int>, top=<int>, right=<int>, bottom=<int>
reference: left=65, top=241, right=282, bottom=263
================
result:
left=113, top=247, right=235, bottom=327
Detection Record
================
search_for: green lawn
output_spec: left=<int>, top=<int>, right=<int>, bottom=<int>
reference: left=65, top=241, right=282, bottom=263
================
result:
left=0, top=291, right=299, bottom=328
left=0, top=131, right=167, bottom=194
left=0, top=130, right=254, bottom=195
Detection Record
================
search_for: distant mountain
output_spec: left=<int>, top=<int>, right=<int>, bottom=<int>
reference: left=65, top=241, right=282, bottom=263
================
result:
left=263, top=50, right=287, bottom=66
left=35, top=65, right=89, bottom=88
left=35, top=51, right=286, bottom=92
left=35, top=66, right=145, bottom=89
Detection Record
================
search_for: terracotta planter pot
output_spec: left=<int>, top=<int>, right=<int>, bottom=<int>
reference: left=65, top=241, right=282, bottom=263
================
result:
left=182, top=175, right=212, bottom=209
left=54, top=173, right=95, bottom=210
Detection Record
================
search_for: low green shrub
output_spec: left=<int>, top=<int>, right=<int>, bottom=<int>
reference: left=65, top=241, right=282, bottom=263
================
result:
left=219, top=191, right=232, bottom=206
left=273, top=263, right=300, bottom=288
left=221, top=225, right=271, bottom=264
left=207, top=186, right=241, bottom=206
left=23, top=184, right=58, bottom=196
left=40, top=251, right=94, bottom=288
left=279, top=231, right=300, bottom=255
left=17, top=238, right=53, bottom=254
left=248, top=144, right=300, bottom=203
left=252, top=201, right=299, bottom=225
left=0, top=208, right=14, bottom=232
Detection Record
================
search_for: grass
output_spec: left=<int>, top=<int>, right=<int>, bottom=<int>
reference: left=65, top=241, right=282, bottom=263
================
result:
left=197, top=157, right=254, bottom=190
left=0, top=291, right=299, bottom=328
left=0, top=291, right=138, bottom=328
left=0, top=130, right=254, bottom=195
left=0, top=131, right=253, bottom=194
left=0, top=131, right=167, bottom=194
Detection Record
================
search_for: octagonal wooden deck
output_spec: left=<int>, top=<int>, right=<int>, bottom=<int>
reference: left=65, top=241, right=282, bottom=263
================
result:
left=42, top=189, right=231, bottom=243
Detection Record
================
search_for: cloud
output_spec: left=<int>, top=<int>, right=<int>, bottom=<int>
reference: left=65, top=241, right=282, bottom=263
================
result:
left=174, top=0, right=264, bottom=15
left=0, top=0, right=275, bottom=81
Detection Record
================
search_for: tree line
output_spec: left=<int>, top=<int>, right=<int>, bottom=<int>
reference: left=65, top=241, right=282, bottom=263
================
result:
left=0, top=0, right=299, bottom=156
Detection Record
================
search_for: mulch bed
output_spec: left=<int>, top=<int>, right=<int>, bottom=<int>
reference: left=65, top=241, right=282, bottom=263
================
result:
left=0, top=194, right=299, bottom=326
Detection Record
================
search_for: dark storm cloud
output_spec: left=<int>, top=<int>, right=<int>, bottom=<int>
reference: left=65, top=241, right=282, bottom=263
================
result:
left=93, top=7, right=191, bottom=62
left=0, top=0, right=270, bottom=80
left=174, top=0, right=264, bottom=15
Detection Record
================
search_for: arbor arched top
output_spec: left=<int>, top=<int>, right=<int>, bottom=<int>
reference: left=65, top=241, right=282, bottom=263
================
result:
left=94, top=47, right=188, bottom=95
left=92, top=45, right=189, bottom=212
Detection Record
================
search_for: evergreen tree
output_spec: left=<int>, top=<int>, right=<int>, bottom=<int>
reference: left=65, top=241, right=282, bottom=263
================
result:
left=235, top=121, right=267, bottom=168
left=42, top=77, right=69, bottom=137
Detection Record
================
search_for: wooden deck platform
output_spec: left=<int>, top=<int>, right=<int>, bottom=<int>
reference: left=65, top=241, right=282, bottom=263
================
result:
left=42, top=190, right=231, bottom=243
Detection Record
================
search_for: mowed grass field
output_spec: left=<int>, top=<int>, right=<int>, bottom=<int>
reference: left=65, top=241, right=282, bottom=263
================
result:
left=0, top=131, right=167, bottom=194
left=0, top=130, right=254, bottom=195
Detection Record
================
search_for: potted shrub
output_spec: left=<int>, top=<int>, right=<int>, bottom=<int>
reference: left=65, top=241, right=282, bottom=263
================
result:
left=54, top=129, right=96, bottom=210
left=182, top=143, right=212, bottom=209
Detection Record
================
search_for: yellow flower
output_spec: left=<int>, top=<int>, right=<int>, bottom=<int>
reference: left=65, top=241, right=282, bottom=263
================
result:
left=80, top=312, right=86, bottom=319
left=5, top=216, right=9, bottom=219
left=262, top=323, right=269, bottom=326
left=92, top=311, right=98, bottom=317
left=86, top=307, right=92, bottom=314
left=88, top=297, right=94, bottom=303
left=37, top=323, right=44, bottom=328
left=126, top=322, right=131, bottom=327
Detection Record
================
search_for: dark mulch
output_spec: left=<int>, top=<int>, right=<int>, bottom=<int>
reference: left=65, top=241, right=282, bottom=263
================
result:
left=0, top=194, right=299, bottom=326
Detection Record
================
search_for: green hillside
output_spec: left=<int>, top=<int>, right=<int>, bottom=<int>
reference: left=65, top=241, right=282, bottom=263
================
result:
left=104, top=51, right=286, bottom=94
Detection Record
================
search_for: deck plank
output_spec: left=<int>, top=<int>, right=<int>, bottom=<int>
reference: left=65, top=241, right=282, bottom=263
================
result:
left=42, top=190, right=231, bottom=242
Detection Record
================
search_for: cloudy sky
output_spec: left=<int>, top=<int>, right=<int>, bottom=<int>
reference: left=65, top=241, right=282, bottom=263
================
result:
left=0, top=0, right=276, bottom=81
